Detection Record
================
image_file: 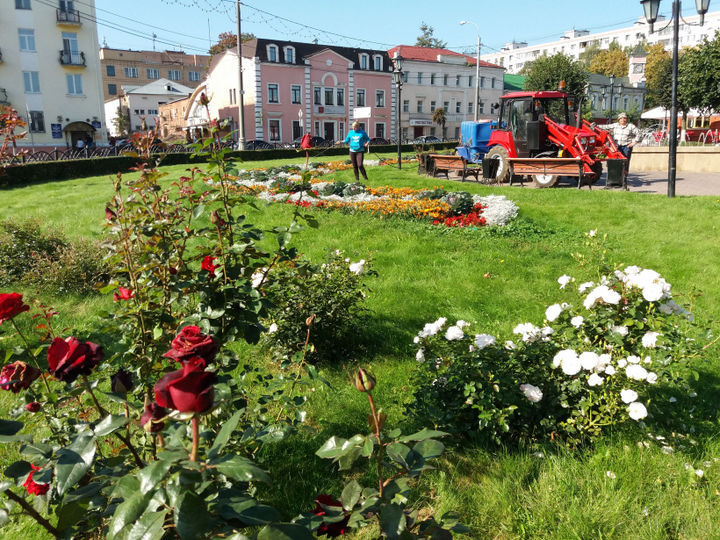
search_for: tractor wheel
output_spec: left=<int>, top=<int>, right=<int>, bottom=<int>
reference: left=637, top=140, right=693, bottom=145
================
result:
left=532, top=173, right=559, bottom=188
left=589, top=161, right=603, bottom=185
left=483, top=146, right=512, bottom=184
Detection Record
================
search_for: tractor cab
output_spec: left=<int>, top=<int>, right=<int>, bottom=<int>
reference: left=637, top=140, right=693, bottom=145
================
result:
left=494, top=91, right=576, bottom=158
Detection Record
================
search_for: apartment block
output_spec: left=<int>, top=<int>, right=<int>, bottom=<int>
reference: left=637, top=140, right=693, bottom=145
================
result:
left=0, top=0, right=107, bottom=148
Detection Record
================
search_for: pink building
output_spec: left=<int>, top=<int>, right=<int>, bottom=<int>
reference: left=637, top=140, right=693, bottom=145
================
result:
left=192, top=38, right=394, bottom=144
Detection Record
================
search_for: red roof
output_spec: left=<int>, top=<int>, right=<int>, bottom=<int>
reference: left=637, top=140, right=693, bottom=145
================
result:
left=387, top=45, right=503, bottom=69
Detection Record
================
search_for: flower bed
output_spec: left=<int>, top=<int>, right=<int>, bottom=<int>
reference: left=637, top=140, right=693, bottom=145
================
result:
left=228, top=162, right=519, bottom=228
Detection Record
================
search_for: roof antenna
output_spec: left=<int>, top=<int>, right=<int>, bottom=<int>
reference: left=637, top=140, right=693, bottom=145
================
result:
left=152, top=33, right=157, bottom=51
left=102, top=35, right=108, bottom=48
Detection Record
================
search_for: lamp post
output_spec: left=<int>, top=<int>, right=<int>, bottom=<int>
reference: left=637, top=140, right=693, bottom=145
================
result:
left=608, top=74, right=615, bottom=121
left=460, top=20, right=481, bottom=122
left=392, top=53, right=404, bottom=169
left=641, top=0, right=710, bottom=197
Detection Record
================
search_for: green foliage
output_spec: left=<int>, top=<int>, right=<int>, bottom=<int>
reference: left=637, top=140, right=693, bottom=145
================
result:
left=208, top=31, right=255, bottom=56
left=440, top=191, right=474, bottom=215
left=523, top=53, right=589, bottom=99
left=588, top=42, right=629, bottom=77
left=0, top=219, right=107, bottom=294
left=112, top=105, right=130, bottom=137
left=679, top=30, right=720, bottom=113
left=263, top=251, right=375, bottom=363
left=644, top=43, right=672, bottom=109
left=415, top=22, right=447, bottom=49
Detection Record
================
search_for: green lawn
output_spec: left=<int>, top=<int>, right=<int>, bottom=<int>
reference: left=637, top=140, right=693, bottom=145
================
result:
left=1, top=155, right=719, bottom=539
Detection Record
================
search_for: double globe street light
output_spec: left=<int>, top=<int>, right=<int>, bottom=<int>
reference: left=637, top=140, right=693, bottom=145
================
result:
left=640, top=0, right=710, bottom=197
left=392, top=53, right=404, bottom=170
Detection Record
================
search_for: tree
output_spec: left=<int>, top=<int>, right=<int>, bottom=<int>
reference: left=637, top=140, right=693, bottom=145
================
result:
left=679, top=32, right=720, bottom=114
left=522, top=53, right=589, bottom=99
left=432, top=107, right=447, bottom=136
left=209, top=31, right=255, bottom=56
left=113, top=105, right=130, bottom=136
left=588, top=43, right=629, bottom=77
left=644, top=43, right=671, bottom=108
left=415, top=22, right=447, bottom=49
left=578, top=42, right=603, bottom=68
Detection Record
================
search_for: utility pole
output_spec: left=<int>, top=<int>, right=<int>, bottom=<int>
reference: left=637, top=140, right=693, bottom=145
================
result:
left=236, top=0, right=246, bottom=150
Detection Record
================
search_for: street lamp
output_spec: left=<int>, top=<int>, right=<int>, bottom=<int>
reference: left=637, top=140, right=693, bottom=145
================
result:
left=641, top=0, right=710, bottom=197
left=460, top=20, right=481, bottom=122
left=392, top=52, right=404, bottom=169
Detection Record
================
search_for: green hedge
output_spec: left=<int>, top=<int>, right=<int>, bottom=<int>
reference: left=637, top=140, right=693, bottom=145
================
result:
left=0, top=142, right=457, bottom=188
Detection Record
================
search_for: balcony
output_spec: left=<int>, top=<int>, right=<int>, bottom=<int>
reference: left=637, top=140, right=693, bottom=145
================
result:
left=59, top=50, right=86, bottom=67
left=56, top=9, right=81, bottom=25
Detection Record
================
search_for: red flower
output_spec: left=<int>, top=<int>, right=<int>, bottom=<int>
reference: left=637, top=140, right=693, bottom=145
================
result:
left=312, top=494, right=350, bottom=537
left=113, top=287, right=134, bottom=302
left=110, top=368, right=133, bottom=393
left=153, top=358, right=216, bottom=413
left=105, top=206, right=117, bottom=222
left=23, top=465, right=50, bottom=496
left=163, top=326, right=218, bottom=364
left=140, top=402, right=167, bottom=433
left=0, top=361, right=41, bottom=393
left=201, top=255, right=218, bottom=274
left=47, top=337, right=103, bottom=383
left=0, top=293, right=30, bottom=325
left=25, top=402, right=42, bottom=413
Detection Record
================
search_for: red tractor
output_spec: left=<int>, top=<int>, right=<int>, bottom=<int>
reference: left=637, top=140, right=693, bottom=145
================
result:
left=457, top=89, right=628, bottom=187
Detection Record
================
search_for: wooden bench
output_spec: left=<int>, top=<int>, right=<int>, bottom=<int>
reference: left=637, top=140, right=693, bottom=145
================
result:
left=426, top=154, right=480, bottom=181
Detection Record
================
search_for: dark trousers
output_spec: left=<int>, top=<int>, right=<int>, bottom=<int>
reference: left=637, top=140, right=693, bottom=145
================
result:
left=349, top=151, right=367, bottom=181
left=618, top=145, right=633, bottom=171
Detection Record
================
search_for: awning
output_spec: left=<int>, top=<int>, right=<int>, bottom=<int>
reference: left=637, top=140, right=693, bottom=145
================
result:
left=63, top=121, right=95, bottom=132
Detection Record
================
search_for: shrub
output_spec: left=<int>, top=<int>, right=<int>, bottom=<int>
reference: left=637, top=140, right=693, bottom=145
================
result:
left=440, top=191, right=474, bottom=215
left=0, top=219, right=107, bottom=294
left=263, top=251, right=375, bottom=363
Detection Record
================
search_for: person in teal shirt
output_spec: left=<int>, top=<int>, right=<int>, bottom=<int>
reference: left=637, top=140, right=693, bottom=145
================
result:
left=342, top=121, right=370, bottom=181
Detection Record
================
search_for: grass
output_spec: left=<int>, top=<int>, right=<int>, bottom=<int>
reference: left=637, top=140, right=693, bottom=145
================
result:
left=1, top=154, right=720, bottom=538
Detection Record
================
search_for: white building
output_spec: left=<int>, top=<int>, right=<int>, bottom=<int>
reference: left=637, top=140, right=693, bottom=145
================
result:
left=483, top=11, right=720, bottom=75
left=0, top=0, right=107, bottom=149
left=104, top=78, right=193, bottom=137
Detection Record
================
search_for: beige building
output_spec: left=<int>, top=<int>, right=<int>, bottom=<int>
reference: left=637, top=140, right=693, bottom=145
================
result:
left=99, top=48, right=210, bottom=101
left=0, top=0, right=107, bottom=149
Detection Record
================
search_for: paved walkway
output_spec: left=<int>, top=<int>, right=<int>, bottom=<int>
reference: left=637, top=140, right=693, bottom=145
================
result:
left=551, top=170, right=720, bottom=196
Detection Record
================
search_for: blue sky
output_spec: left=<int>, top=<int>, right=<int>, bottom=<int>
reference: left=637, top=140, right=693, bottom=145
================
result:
left=93, top=0, right=707, bottom=55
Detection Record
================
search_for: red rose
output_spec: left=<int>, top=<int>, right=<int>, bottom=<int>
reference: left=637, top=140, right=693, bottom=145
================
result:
left=113, top=287, right=134, bottom=302
left=154, top=358, right=216, bottom=413
left=312, top=494, right=350, bottom=537
left=140, top=402, right=167, bottom=433
left=0, top=361, right=41, bottom=393
left=110, top=368, right=133, bottom=393
left=25, top=402, right=42, bottom=413
left=47, top=337, right=103, bottom=383
left=201, top=255, right=218, bottom=274
left=163, top=326, right=218, bottom=364
left=23, top=465, right=50, bottom=496
left=0, top=293, right=30, bottom=324
left=105, top=206, right=117, bottom=221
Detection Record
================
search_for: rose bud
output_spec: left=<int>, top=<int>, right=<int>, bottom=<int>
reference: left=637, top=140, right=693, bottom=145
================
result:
left=110, top=369, right=133, bottom=394
left=140, top=402, right=167, bottom=433
left=0, top=293, right=30, bottom=325
left=25, top=402, right=42, bottom=413
left=169, top=266, right=178, bottom=275
left=210, top=210, right=226, bottom=228
left=0, top=361, right=42, bottom=393
left=306, top=314, right=316, bottom=327
left=353, top=368, right=376, bottom=393
left=154, top=358, right=216, bottom=413
left=47, top=337, right=103, bottom=383
left=162, top=326, right=218, bottom=364
left=105, top=206, right=117, bottom=222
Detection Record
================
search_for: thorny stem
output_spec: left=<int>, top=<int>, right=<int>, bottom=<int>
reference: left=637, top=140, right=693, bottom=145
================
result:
left=10, top=319, right=53, bottom=397
left=367, top=393, right=384, bottom=498
left=190, top=416, right=199, bottom=462
left=275, top=324, right=312, bottom=422
left=4, top=490, right=60, bottom=538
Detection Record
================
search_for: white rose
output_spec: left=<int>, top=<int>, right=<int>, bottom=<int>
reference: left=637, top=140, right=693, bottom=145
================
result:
left=504, top=340, right=516, bottom=350
left=621, top=389, right=638, bottom=403
left=349, top=259, right=366, bottom=275
left=445, top=325, right=464, bottom=341
left=588, top=373, right=604, bottom=386
left=268, top=323, right=278, bottom=333
left=617, top=358, right=628, bottom=368
left=559, top=350, right=582, bottom=375
left=627, top=355, right=641, bottom=364
left=628, top=402, right=648, bottom=421
left=646, top=372, right=658, bottom=384
left=571, top=316, right=585, bottom=328
left=626, top=364, right=649, bottom=381
left=416, top=349, right=425, bottom=362
left=604, top=365, right=616, bottom=376
left=545, top=303, right=563, bottom=322
left=578, top=282, right=594, bottom=293
left=557, top=275, right=572, bottom=289
left=520, top=383, right=543, bottom=403
left=579, top=351, right=600, bottom=371
left=612, top=325, right=629, bottom=336
left=474, top=334, right=496, bottom=349
left=642, top=331, right=659, bottom=348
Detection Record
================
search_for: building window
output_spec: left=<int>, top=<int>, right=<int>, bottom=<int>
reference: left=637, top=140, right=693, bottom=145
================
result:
left=314, top=87, right=321, bottom=105
left=268, top=83, right=279, bottom=103
left=491, top=77, right=496, bottom=88
left=478, top=101, right=484, bottom=114
left=229, top=88, right=236, bottom=104
left=168, top=70, right=180, bottom=81
left=417, top=72, right=422, bottom=84
left=480, top=76, right=484, bottom=88
left=375, top=123, right=385, bottom=138
left=443, top=74, right=448, bottom=85
left=468, top=76, right=473, bottom=88
left=443, top=101, right=449, bottom=112
left=106, top=65, right=115, bottom=77
left=623, top=96, right=629, bottom=110
left=403, top=72, right=408, bottom=83
left=373, top=55, right=382, bottom=70
left=416, top=100, right=423, bottom=113
left=454, top=126, right=460, bottom=139
left=456, top=101, right=461, bottom=113
left=430, top=73, right=436, bottom=85
left=268, top=119, right=280, bottom=141
left=125, top=66, right=138, bottom=78
left=336, top=88, right=344, bottom=106
left=402, top=100, right=409, bottom=113
left=430, top=101, right=436, bottom=112
left=356, top=89, right=365, bottom=107
left=314, top=121, right=320, bottom=137
left=61, top=32, right=79, bottom=62
left=15, top=0, right=31, bottom=9
left=291, top=85, right=301, bottom=104
left=324, top=87, right=334, bottom=106
left=18, top=29, right=36, bottom=52
left=23, top=71, right=40, bottom=93
left=339, top=122, right=345, bottom=140
left=147, top=108, right=158, bottom=115
left=134, top=109, right=145, bottom=115
left=292, top=120, right=302, bottom=139
left=359, top=54, right=369, bottom=69
left=456, top=75, right=461, bottom=86
left=468, top=102, right=473, bottom=114
left=147, top=68, right=159, bottom=79
left=108, top=83, right=117, bottom=95
left=375, top=89, right=385, bottom=107
left=284, top=46, right=295, bottom=63
left=188, top=71, right=201, bottom=81
left=66, top=74, right=83, bottom=95
left=268, top=45, right=278, bottom=62
left=29, top=111, right=44, bottom=132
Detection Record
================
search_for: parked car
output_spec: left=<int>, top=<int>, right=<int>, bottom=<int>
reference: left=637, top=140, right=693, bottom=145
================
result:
left=413, top=135, right=443, bottom=144
left=293, top=135, right=330, bottom=148
left=242, top=140, right=275, bottom=150
left=369, top=137, right=390, bottom=145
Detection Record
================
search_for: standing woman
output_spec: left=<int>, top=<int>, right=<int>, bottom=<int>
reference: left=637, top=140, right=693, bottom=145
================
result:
left=342, top=121, right=370, bottom=181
